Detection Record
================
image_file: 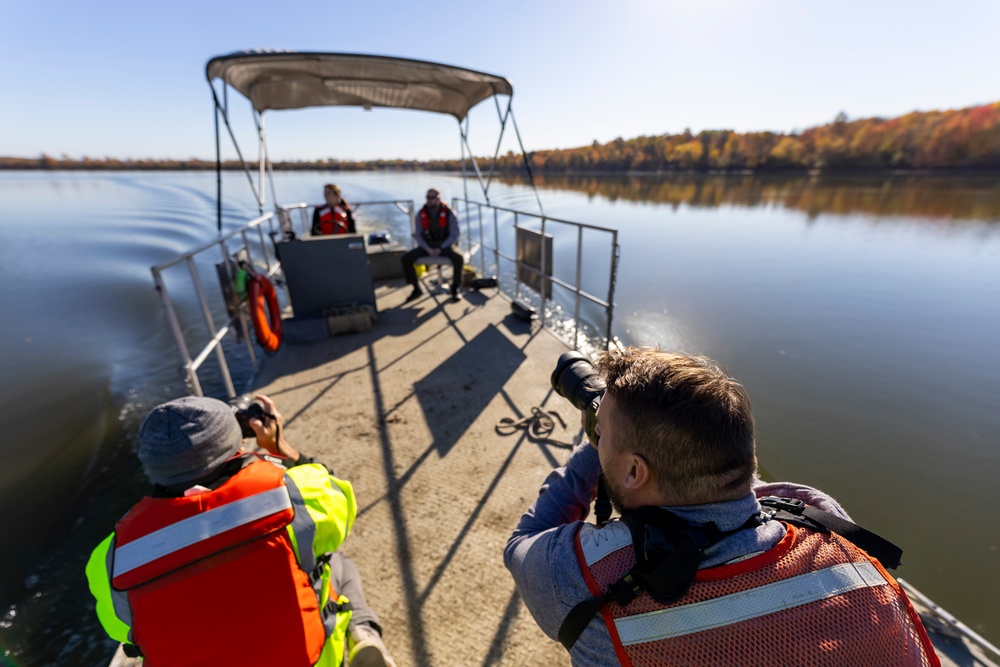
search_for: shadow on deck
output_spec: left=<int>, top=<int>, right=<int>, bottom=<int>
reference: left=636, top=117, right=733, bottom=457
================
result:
left=253, top=280, right=577, bottom=667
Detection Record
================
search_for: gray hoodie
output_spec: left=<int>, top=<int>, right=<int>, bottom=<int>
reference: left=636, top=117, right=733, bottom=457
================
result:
left=503, top=442, right=850, bottom=666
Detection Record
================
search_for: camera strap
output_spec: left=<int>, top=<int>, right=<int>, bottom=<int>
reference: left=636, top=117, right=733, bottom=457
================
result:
left=558, top=507, right=761, bottom=650
left=594, top=478, right=613, bottom=526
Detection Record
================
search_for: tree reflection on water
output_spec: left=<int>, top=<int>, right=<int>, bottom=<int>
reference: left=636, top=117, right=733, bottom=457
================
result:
left=497, top=173, right=1000, bottom=223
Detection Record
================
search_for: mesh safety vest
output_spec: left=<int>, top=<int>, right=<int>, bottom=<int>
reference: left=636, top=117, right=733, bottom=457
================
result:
left=87, top=458, right=355, bottom=666
left=574, top=519, right=939, bottom=667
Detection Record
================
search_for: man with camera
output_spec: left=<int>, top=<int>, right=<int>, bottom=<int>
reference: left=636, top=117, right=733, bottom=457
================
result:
left=86, top=394, right=396, bottom=667
left=505, top=347, right=936, bottom=666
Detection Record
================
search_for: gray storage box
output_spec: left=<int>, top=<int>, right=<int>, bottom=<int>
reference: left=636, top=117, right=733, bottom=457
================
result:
left=276, top=235, right=377, bottom=317
left=366, top=242, right=407, bottom=281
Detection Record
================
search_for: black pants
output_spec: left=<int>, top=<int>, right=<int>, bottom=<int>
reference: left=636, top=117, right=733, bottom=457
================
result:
left=401, top=245, right=463, bottom=294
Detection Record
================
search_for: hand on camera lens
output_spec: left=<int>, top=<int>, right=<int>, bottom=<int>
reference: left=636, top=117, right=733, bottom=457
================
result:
left=249, top=394, right=300, bottom=461
left=248, top=395, right=281, bottom=451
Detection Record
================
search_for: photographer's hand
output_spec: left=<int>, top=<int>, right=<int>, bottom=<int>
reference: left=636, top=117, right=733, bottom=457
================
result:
left=249, top=394, right=301, bottom=461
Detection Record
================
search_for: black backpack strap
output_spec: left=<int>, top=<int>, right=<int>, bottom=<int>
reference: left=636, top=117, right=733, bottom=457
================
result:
left=558, top=508, right=762, bottom=651
left=759, top=497, right=903, bottom=569
left=559, top=571, right=647, bottom=650
left=559, top=591, right=612, bottom=650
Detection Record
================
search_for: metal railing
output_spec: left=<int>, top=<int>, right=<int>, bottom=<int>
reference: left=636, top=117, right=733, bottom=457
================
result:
left=152, top=197, right=616, bottom=398
left=152, top=200, right=415, bottom=398
left=455, top=198, right=619, bottom=351
left=279, top=200, right=416, bottom=239
left=897, top=579, right=1000, bottom=661
left=151, top=211, right=283, bottom=398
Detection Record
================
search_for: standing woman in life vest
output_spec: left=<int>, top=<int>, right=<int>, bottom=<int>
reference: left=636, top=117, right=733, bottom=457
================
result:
left=312, top=184, right=357, bottom=236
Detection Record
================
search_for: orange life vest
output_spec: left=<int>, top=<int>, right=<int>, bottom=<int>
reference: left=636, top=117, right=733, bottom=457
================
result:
left=574, top=520, right=939, bottom=667
left=317, top=205, right=350, bottom=235
left=109, top=458, right=335, bottom=666
left=419, top=204, right=451, bottom=247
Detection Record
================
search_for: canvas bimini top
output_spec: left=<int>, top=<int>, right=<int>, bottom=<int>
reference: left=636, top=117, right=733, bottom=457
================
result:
left=206, top=50, right=514, bottom=120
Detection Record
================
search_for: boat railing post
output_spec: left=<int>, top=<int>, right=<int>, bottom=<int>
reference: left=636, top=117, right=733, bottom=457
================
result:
left=478, top=203, right=485, bottom=276
left=406, top=200, right=415, bottom=250
left=539, top=216, right=548, bottom=325
left=255, top=219, right=271, bottom=272
left=152, top=267, right=203, bottom=397
left=606, top=232, right=619, bottom=350
left=574, top=225, right=583, bottom=350
left=186, top=257, right=236, bottom=398
left=493, top=207, right=500, bottom=286
left=256, top=111, right=266, bottom=214
left=514, top=211, right=521, bottom=301
left=219, top=240, right=257, bottom=372
left=460, top=197, right=471, bottom=257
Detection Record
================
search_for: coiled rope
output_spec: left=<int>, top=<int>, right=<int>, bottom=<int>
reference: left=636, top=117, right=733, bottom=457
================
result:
left=496, top=407, right=576, bottom=448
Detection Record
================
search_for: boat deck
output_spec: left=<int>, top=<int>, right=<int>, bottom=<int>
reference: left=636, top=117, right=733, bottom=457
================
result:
left=109, top=275, right=998, bottom=667
left=255, top=279, right=575, bottom=667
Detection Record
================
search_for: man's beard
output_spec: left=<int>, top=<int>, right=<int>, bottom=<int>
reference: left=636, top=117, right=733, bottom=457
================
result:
left=599, top=468, right=628, bottom=514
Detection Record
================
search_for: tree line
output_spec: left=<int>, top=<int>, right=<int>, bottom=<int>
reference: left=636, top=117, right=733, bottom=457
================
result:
left=3, top=101, right=999, bottom=173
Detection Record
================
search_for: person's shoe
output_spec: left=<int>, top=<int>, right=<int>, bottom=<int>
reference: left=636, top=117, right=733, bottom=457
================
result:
left=449, top=293, right=461, bottom=303
left=348, top=624, right=397, bottom=667
left=403, top=287, right=422, bottom=303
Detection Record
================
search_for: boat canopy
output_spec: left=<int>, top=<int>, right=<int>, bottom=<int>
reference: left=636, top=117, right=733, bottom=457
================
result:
left=206, top=50, right=514, bottom=120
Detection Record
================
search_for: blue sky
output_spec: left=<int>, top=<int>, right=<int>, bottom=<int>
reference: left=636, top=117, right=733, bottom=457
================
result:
left=2, top=0, right=999, bottom=161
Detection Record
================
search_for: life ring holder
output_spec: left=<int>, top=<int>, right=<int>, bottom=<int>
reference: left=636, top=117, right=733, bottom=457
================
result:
left=248, top=273, right=283, bottom=354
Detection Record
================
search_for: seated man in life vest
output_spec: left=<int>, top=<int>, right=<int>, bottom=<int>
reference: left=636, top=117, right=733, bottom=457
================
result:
left=86, top=394, right=396, bottom=667
left=504, top=347, right=938, bottom=667
left=312, top=183, right=357, bottom=236
left=400, top=188, right=463, bottom=303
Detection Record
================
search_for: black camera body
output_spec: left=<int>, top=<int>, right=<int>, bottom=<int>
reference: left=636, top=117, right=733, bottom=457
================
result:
left=550, top=351, right=606, bottom=445
left=228, top=395, right=269, bottom=438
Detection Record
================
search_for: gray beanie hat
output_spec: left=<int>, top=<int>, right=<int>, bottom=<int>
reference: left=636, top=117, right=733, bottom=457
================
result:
left=137, top=396, right=243, bottom=486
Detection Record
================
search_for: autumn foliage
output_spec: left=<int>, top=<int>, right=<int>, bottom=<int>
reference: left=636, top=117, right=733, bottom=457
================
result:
left=516, top=102, right=1000, bottom=173
left=4, top=101, right=999, bottom=173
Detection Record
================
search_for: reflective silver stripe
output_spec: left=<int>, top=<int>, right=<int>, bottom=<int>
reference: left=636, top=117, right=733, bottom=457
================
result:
left=285, top=474, right=337, bottom=637
left=284, top=475, right=317, bottom=574
left=113, top=486, right=292, bottom=577
left=614, top=561, right=887, bottom=645
left=579, top=521, right=632, bottom=566
left=104, top=535, right=135, bottom=642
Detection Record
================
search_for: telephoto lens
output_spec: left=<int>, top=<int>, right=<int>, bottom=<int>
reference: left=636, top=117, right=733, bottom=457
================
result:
left=551, top=352, right=606, bottom=411
left=550, top=352, right=606, bottom=445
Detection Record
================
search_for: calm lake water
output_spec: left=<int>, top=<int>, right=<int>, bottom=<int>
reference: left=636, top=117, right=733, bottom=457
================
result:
left=1, top=170, right=998, bottom=665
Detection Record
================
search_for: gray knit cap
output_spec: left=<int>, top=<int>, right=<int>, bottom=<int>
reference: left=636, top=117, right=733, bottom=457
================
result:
left=137, top=396, right=243, bottom=486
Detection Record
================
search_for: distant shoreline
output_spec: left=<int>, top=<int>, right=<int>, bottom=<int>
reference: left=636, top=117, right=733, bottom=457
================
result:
left=2, top=160, right=999, bottom=177
left=7, top=99, right=999, bottom=174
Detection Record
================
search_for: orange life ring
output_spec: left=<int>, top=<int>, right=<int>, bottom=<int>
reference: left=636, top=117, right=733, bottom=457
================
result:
left=248, top=274, right=283, bottom=353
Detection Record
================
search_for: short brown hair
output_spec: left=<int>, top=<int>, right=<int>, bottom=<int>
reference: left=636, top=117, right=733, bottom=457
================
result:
left=595, top=347, right=756, bottom=504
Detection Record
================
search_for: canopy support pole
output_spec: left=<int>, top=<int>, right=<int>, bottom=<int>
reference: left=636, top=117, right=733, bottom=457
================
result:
left=484, top=95, right=513, bottom=196
left=510, top=109, right=544, bottom=216
left=252, top=111, right=279, bottom=214
left=209, top=82, right=262, bottom=212
left=255, top=111, right=266, bottom=214
left=460, top=117, right=469, bottom=208
left=214, top=96, right=222, bottom=233
left=458, top=117, right=489, bottom=203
